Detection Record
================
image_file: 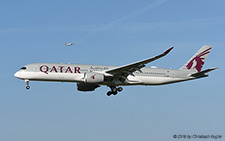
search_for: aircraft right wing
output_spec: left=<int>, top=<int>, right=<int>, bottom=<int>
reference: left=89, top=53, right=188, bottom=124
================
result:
left=105, top=47, right=174, bottom=76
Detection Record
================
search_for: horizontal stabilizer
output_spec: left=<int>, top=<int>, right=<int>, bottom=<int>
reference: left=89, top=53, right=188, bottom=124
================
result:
left=190, top=67, right=218, bottom=78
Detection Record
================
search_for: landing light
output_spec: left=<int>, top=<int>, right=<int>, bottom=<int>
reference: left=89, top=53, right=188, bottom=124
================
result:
left=150, top=66, right=158, bottom=68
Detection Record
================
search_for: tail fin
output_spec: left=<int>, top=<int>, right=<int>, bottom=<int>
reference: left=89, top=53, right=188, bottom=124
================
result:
left=180, top=45, right=212, bottom=72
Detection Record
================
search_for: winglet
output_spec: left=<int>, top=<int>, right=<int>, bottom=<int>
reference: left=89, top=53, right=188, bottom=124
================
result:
left=163, top=47, right=174, bottom=55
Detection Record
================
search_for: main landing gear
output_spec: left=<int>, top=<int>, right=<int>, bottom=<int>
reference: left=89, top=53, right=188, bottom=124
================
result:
left=25, top=79, right=30, bottom=90
left=107, top=86, right=123, bottom=96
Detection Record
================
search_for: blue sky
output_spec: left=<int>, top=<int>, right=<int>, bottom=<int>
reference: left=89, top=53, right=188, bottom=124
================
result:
left=0, top=0, right=225, bottom=140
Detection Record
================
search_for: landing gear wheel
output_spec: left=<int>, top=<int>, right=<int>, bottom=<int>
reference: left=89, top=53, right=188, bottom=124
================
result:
left=113, top=91, right=118, bottom=95
left=117, top=87, right=123, bottom=92
left=107, top=91, right=112, bottom=96
left=112, top=87, right=117, bottom=93
left=106, top=86, right=123, bottom=96
left=26, top=86, right=30, bottom=90
left=25, top=79, right=30, bottom=90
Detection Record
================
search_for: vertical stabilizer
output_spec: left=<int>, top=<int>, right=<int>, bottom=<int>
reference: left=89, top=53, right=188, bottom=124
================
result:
left=180, top=45, right=212, bottom=72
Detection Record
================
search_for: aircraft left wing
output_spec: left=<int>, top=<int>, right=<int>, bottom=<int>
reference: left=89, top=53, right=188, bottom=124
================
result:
left=105, top=47, right=174, bottom=76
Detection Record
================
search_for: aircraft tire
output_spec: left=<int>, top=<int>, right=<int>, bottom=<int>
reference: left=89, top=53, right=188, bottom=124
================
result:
left=107, top=91, right=112, bottom=96
left=117, top=87, right=123, bottom=92
left=112, top=87, right=117, bottom=93
left=113, top=91, right=118, bottom=95
left=26, top=86, right=30, bottom=90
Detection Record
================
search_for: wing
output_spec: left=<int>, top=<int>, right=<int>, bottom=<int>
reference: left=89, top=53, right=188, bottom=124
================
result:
left=105, top=47, right=174, bottom=76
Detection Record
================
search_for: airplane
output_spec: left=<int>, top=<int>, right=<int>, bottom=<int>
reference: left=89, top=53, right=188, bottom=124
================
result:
left=14, top=45, right=217, bottom=96
left=65, top=42, right=75, bottom=46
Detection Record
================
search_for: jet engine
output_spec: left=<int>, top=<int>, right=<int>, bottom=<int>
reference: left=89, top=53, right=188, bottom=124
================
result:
left=84, top=72, right=105, bottom=84
left=77, top=83, right=100, bottom=91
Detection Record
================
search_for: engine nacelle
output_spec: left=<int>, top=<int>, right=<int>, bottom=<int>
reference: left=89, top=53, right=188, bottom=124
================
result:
left=77, top=83, right=100, bottom=91
left=84, top=72, right=104, bottom=84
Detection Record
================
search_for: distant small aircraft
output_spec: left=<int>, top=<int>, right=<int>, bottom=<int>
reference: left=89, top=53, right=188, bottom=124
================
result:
left=65, top=43, right=75, bottom=46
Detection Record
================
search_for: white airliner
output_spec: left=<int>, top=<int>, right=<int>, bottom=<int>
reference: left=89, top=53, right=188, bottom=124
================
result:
left=14, top=45, right=217, bottom=96
left=65, top=43, right=75, bottom=46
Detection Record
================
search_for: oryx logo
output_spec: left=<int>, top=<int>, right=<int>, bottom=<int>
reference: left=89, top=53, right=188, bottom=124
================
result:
left=186, top=48, right=211, bottom=72
left=91, top=75, right=95, bottom=79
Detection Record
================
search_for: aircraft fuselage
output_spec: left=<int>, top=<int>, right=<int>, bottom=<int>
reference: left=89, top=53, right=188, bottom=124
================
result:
left=14, top=63, right=198, bottom=86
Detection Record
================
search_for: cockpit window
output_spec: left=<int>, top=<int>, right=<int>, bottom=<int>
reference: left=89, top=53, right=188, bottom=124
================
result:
left=20, top=67, right=27, bottom=70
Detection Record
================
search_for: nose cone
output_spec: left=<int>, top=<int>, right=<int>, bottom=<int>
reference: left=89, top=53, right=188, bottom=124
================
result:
left=14, top=71, right=21, bottom=79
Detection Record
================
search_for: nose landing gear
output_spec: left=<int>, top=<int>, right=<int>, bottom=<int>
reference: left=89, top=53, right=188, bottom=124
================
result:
left=107, top=86, right=123, bottom=96
left=25, top=79, right=30, bottom=90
